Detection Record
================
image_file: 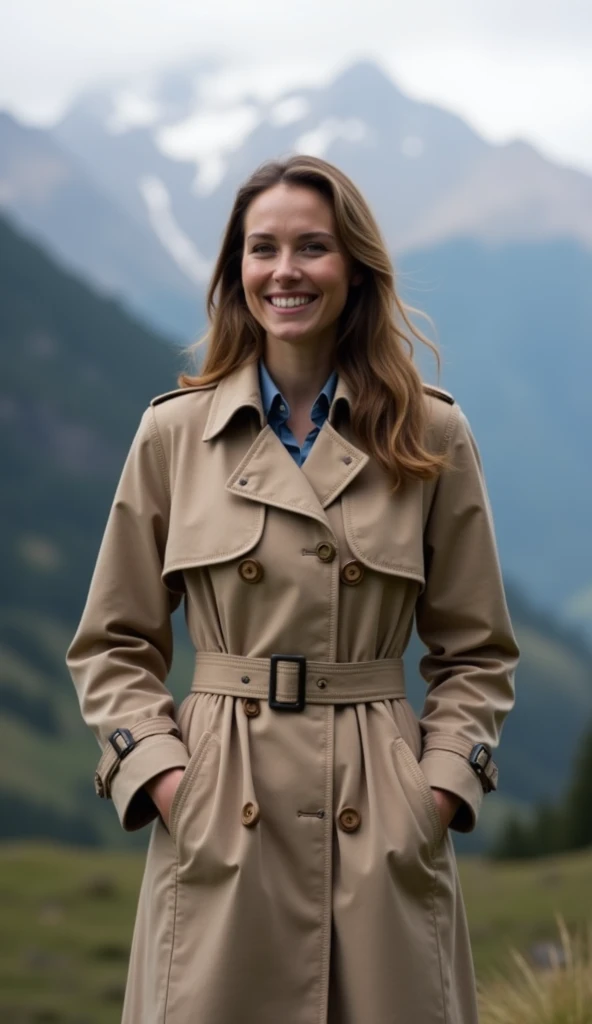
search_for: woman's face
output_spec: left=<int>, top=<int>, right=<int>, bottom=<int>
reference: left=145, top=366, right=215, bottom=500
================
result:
left=241, top=183, right=354, bottom=353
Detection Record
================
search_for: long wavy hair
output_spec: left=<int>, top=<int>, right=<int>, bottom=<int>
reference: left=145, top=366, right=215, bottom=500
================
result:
left=179, top=155, right=447, bottom=488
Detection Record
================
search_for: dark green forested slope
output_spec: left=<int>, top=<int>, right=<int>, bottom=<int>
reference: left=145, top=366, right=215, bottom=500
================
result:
left=1, top=213, right=591, bottom=848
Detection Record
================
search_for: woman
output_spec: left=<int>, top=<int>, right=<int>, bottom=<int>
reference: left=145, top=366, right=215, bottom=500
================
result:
left=67, top=155, right=518, bottom=1024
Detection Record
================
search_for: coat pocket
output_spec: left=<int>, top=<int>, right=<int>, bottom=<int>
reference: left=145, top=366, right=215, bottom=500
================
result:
left=168, top=729, right=218, bottom=850
left=393, top=737, right=444, bottom=852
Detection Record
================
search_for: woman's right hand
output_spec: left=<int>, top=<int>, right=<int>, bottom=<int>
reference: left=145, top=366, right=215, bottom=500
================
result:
left=145, top=768, right=185, bottom=831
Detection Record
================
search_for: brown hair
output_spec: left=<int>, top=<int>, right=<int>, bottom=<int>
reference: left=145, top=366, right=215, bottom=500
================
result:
left=179, top=155, right=446, bottom=488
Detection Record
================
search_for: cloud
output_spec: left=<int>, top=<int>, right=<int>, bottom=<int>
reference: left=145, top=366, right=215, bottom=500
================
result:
left=1, top=0, right=591, bottom=171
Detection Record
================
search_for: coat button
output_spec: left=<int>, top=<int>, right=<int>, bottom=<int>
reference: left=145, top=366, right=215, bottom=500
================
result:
left=340, top=560, right=364, bottom=586
left=315, top=541, right=336, bottom=563
left=94, top=773, right=105, bottom=798
left=338, top=807, right=361, bottom=833
left=242, top=698, right=260, bottom=718
left=238, top=558, right=264, bottom=583
left=241, top=801, right=260, bottom=828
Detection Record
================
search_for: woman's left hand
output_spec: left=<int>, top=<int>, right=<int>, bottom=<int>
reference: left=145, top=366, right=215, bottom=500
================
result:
left=430, top=787, right=462, bottom=831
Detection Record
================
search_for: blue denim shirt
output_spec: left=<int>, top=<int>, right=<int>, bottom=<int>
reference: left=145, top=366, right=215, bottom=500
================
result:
left=258, top=361, right=338, bottom=467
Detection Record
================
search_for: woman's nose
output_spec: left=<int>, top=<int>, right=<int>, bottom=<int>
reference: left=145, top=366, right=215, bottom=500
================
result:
left=272, top=251, right=301, bottom=282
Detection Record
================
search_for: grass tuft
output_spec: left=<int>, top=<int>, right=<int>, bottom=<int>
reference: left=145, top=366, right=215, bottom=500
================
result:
left=480, top=916, right=592, bottom=1023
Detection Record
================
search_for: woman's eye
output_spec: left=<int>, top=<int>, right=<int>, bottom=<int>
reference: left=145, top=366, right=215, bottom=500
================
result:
left=303, top=242, right=327, bottom=253
left=252, top=244, right=274, bottom=255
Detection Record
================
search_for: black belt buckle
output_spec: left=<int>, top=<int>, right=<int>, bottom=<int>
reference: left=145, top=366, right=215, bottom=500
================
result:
left=269, top=655, right=306, bottom=712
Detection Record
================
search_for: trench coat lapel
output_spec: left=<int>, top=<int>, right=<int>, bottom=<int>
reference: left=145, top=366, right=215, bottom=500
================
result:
left=226, top=426, right=332, bottom=529
left=206, top=360, right=368, bottom=528
left=299, top=421, right=368, bottom=508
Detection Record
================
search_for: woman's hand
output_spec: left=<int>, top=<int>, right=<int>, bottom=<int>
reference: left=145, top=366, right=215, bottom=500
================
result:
left=430, top=787, right=461, bottom=831
left=145, top=768, right=185, bottom=831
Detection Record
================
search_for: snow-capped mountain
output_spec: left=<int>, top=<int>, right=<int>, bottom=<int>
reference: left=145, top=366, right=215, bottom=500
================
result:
left=2, top=56, right=592, bottom=339
left=52, top=57, right=592, bottom=294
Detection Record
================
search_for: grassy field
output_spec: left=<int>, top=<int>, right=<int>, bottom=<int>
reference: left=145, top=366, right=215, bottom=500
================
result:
left=1, top=843, right=592, bottom=1023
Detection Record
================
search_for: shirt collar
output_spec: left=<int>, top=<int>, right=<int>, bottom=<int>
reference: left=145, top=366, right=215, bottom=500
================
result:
left=202, top=359, right=351, bottom=442
left=258, top=360, right=338, bottom=424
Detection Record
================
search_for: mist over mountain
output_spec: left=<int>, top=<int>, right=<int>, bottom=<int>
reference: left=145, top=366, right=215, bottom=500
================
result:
left=53, top=59, right=592, bottom=263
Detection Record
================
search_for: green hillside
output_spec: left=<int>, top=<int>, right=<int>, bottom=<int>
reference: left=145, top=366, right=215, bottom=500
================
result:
left=1, top=212, right=591, bottom=848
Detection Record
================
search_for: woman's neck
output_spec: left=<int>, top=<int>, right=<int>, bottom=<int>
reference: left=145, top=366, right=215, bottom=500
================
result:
left=263, top=342, right=335, bottom=415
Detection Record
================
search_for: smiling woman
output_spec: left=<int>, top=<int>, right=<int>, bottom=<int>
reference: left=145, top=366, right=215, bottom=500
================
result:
left=66, top=154, right=519, bottom=1024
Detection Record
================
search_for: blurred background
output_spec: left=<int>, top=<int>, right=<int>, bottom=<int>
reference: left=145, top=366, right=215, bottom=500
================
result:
left=1, top=1, right=592, bottom=1020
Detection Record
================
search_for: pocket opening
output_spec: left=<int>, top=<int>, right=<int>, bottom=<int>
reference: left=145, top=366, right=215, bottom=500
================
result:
left=168, top=730, right=216, bottom=844
left=394, top=737, right=444, bottom=850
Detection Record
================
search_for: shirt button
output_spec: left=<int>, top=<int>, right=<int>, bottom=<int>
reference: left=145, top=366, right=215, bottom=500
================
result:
left=242, top=698, right=260, bottom=718
left=238, top=558, right=264, bottom=583
left=340, top=560, right=364, bottom=586
left=315, top=541, right=336, bottom=563
left=241, top=801, right=260, bottom=828
left=338, top=807, right=361, bottom=833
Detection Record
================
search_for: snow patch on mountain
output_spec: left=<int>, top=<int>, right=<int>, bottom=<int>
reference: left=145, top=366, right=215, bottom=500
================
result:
left=106, top=89, right=163, bottom=134
left=269, top=96, right=309, bottom=127
left=156, top=104, right=261, bottom=195
left=295, top=118, right=368, bottom=157
left=139, top=176, right=211, bottom=284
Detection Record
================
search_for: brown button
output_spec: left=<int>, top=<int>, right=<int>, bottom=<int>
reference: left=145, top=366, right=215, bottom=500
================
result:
left=241, top=801, right=260, bottom=828
left=238, top=558, right=264, bottom=583
left=316, top=678, right=328, bottom=689
left=315, top=541, right=336, bottom=563
left=242, top=698, right=260, bottom=718
left=340, top=560, right=364, bottom=586
left=338, top=807, right=361, bottom=833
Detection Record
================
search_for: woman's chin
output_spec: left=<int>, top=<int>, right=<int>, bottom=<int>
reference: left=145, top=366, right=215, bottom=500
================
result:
left=264, top=321, right=319, bottom=344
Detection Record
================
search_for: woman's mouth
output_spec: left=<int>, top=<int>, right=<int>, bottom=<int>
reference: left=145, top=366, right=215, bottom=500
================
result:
left=265, top=294, right=318, bottom=311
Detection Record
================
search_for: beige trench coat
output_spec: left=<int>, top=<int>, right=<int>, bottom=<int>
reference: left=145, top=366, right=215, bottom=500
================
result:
left=67, top=359, right=518, bottom=1024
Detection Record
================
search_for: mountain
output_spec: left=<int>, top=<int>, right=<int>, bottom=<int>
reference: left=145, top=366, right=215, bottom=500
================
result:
left=1, top=211, right=591, bottom=849
left=0, top=111, right=199, bottom=338
left=398, top=237, right=592, bottom=618
left=53, top=58, right=592, bottom=276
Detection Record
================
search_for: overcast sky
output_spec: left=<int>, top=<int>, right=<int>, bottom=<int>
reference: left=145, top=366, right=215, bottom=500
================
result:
left=2, top=0, right=592, bottom=173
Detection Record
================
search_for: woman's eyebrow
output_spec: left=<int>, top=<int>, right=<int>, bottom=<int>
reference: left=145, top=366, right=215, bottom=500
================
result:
left=246, top=231, right=336, bottom=242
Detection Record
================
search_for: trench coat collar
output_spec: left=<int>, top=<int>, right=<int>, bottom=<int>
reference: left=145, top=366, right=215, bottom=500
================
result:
left=202, top=358, right=354, bottom=442
left=202, top=359, right=265, bottom=441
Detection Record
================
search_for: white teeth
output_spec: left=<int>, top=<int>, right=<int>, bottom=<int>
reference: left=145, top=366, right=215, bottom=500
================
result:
left=269, top=295, right=314, bottom=308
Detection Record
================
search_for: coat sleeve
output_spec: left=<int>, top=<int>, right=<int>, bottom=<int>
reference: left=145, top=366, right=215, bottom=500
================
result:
left=415, top=405, right=519, bottom=833
left=66, top=407, right=189, bottom=831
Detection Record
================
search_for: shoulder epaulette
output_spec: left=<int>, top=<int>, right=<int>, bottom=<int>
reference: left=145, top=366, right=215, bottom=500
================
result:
left=150, top=383, right=217, bottom=407
left=422, top=383, right=455, bottom=405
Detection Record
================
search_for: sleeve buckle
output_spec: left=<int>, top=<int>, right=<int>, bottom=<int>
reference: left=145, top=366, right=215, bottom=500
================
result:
left=469, top=743, right=493, bottom=792
left=108, top=727, right=136, bottom=761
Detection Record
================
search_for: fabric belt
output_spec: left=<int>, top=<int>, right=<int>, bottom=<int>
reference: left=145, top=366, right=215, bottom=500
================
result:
left=191, top=652, right=406, bottom=708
